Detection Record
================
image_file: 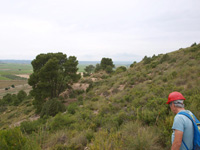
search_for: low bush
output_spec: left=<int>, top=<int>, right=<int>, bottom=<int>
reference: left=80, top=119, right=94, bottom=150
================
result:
left=88, top=129, right=123, bottom=150
left=17, top=90, right=27, bottom=101
left=0, top=106, right=7, bottom=113
left=40, top=98, right=66, bottom=117
left=0, top=128, right=27, bottom=150
left=121, top=121, right=162, bottom=150
left=67, top=103, right=78, bottom=114
left=50, top=113, right=74, bottom=131
left=20, top=119, right=45, bottom=134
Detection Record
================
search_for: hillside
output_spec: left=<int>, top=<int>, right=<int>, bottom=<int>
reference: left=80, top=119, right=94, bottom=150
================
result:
left=0, top=43, right=200, bottom=150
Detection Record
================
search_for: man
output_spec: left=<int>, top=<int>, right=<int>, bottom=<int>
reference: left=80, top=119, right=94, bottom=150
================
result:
left=167, top=91, right=194, bottom=150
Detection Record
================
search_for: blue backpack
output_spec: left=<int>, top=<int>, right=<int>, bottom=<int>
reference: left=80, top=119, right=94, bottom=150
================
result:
left=178, top=111, right=200, bottom=150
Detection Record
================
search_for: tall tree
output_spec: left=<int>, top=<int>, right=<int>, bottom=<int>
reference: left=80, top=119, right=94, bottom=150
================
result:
left=28, top=52, right=80, bottom=113
left=100, top=58, right=115, bottom=73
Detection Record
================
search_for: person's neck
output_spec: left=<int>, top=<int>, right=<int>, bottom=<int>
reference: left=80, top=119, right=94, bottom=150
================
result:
left=175, top=108, right=185, bottom=114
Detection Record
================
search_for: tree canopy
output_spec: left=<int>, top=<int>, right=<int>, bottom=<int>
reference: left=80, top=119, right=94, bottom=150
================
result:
left=28, top=52, right=80, bottom=113
left=94, top=58, right=115, bottom=73
left=100, top=58, right=115, bottom=70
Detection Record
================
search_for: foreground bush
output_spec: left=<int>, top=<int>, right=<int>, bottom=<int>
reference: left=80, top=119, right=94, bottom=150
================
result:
left=20, top=118, right=47, bottom=134
left=0, top=128, right=27, bottom=150
left=50, top=113, right=74, bottom=131
left=121, top=121, right=162, bottom=150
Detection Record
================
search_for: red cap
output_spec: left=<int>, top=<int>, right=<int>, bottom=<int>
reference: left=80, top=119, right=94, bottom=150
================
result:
left=166, top=92, right=185, bottom=104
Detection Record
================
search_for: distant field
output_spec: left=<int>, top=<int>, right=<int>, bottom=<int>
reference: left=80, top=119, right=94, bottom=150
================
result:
left=0, top=63, right=33, bottom=80
left=78, top=64, right=86, bottom=72
left=0, top=63, right=32, bottom=98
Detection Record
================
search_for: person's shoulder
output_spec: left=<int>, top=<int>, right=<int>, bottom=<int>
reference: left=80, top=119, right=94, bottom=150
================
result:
left=175, top=113, right=185, bottom=120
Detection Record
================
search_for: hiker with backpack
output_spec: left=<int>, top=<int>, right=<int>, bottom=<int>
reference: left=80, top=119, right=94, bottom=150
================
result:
left=167, top=91, right=200, bottom=150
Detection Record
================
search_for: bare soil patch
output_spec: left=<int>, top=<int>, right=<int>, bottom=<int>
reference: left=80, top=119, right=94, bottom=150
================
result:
left=15, top=74, right=30, bottom=79
left=72, top=83, right=89, bottom=91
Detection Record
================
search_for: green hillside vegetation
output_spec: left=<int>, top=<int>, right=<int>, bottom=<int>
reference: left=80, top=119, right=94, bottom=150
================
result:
left=0, top=43, right=200, bottom=150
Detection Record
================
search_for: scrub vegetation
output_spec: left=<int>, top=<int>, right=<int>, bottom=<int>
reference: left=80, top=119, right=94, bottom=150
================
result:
left=0, top=43, right=200, bottom=150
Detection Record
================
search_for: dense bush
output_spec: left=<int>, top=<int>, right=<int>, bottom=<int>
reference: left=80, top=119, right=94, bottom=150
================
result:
left=20, top=119, right=45, bottom=134
left=40, top=98, right=66, bottom=117
left=2, top=93, right=13, bottom=105
left=121, top=121, right=162, bottom=150
left=0, top=128, right=27, bottom=150
left=0, top=106, right=7, bottom=113
left=50, top=113, right=74, bottom=131
left=115, top=66, right=127, bottom=74
left=160, top=54, right=170, bottom=63
left=17, top=90, right=27, bottom=101
left=67, top=103, right=78, bottom=114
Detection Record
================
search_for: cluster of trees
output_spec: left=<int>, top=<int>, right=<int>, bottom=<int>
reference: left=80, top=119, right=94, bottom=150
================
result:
left=84, top=57, right=115, bottom=76
left=84, top=57, right=127, bottom=76
left=0, top=90, right=27, bottom=106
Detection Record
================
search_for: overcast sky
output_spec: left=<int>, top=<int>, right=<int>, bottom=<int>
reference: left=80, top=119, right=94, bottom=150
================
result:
left=0, top=0, right=200, bottom=61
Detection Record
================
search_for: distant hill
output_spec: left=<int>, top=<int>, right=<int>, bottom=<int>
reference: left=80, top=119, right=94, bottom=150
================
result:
left=0, top=59, right=132, bottom=66
left=0, top=60, right=32, bottom=64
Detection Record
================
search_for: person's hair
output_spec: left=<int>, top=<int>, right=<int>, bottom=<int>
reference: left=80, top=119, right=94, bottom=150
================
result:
left=173, top=100, right=185, bottom=108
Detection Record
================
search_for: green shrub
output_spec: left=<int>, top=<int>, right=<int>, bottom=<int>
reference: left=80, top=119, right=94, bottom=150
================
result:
left=40, top=98, right=66, bottom=117
left=77, top=95, right=83, bottom=102
left=2, top=93, right=13, bottom=105
left=13, top=94, right=21, bottom=106
left=0, top=106, right=7, bottom=113
left=121, top=121, right=162, bottom=150
left=115, top=66, right=127, bottom=74
left=0, top=128, right=27, bottom=150
left=157, top=115, right=174, bottom=148
left=67, top=103, right=78, bottom=114
left=20, top=119, right=45, bottom=134
left=88, top=129, right=123, bottom=150
left=69, top=132, right=88, bottom=149
left=17, top=90, right=27, bottom=101
left=143, top=56, right=152, bottom=64
left=191, top=42, right=197, bottom=47
left=50, top=113, right=74, bottom=131
left=130, top=61, right=137, bottom=67
left=85, top=129, right=94, bottom=142
left=160, top=54, right=170, bottom=63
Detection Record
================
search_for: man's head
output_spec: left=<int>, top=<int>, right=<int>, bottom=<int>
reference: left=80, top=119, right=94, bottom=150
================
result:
left=167, top=92, right=185, bottom=114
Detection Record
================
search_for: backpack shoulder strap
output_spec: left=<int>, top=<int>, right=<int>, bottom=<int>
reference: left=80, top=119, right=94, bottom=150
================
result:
left=178, top=111, right=200, bottom=150
left=178, top=111, right=200, bottom=124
